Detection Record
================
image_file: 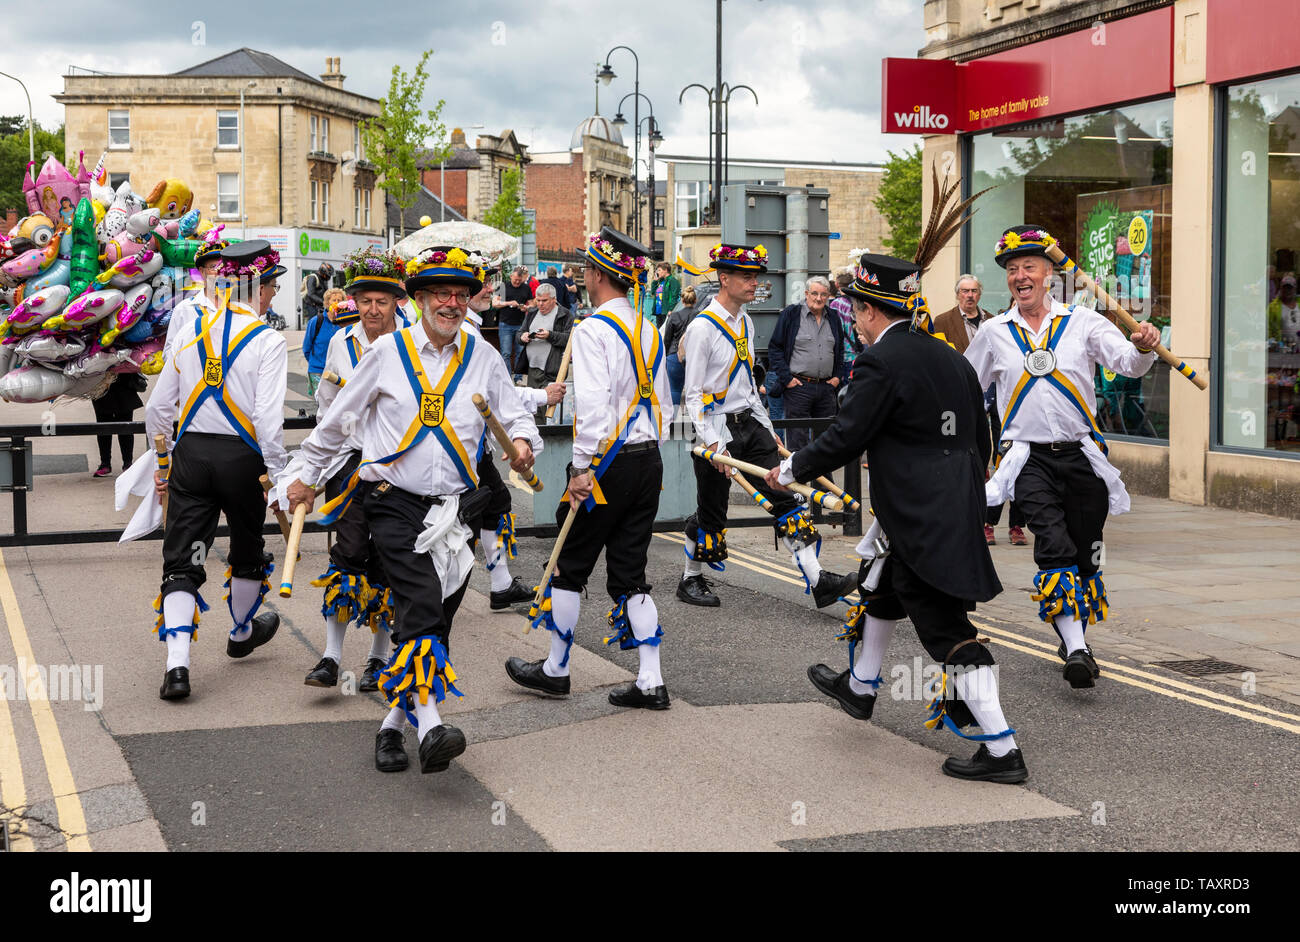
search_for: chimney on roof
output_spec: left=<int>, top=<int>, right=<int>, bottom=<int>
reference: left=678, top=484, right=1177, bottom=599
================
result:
left=450, top=128, right=467, bottom=148
left=320, top=57, right=345, bottom=88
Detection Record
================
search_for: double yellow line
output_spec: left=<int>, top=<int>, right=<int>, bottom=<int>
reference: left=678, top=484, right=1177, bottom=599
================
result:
left=655, top=533, right=1300, bottom=735
left=0, top=547, right=91, bottom=852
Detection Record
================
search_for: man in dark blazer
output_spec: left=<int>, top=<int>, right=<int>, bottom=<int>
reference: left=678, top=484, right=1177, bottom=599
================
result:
left=766, top=253, right=1027, bottom=785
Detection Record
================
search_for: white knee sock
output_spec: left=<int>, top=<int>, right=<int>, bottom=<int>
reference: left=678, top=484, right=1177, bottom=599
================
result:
left=543, top=588, right=581, bottom=677
left=165, top=633, right=191, bottom=671
left=322, top=614, right=346, bottom=664
left=414, top=696, right=443, bottom=743
left=228, top=576, right=263, bottom=641
left=954, top=665, right=1018, bottom=758
left=481, top=529, right=513, bottom=591
left=783, top=536, right=823, bottom=587
left=848, top=615, right=895, bottom=695
left=1055, top=613, right=1087, bottom=654
left=627, top=593, right=664, bottom=690
left=380, top=705, right=405, bottom=732
left=683, top=557, right=703, bottom=578
left=368, top=629, right=390, bottom=661
left=163, top=592, right=197, bottom=670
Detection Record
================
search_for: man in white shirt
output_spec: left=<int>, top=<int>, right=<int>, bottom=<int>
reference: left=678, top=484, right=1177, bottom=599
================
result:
left=504, top=227, right=672, bottom=711
left=677, top=242, right=855, bottom=610
left=302, top=248, right=411, bottom=694
left=148, top=240, right=289, bottom=702
left=162, top=231, right=228, bottom=360
left=965, top=225, right=1159, bottom=689
left=281, top=246, right=540, bottom=776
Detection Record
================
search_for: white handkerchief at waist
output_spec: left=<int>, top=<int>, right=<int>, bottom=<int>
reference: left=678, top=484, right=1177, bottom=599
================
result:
left=986, top=440, right=1130, bottom=515
left=413, top=496, right=475, bottom=600
left=117, top=450, right=163, bottom=542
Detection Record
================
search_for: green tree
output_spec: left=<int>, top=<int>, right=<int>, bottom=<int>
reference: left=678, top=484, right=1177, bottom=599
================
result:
left=0, top=118, right=66, bottom=215
left=360, top=51, right=449, bottom=239
left=482, top=166, right=533, bottom=237
left=874, top=143, right=923, bottom=260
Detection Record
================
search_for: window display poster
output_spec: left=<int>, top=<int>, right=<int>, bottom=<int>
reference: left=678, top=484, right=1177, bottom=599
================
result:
left=1078, top=203, right=1154, bottom=312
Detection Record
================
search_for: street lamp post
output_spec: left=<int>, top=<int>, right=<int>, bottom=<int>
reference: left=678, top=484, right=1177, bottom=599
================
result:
left=599, top=46, right=639, bottom=239
left=240, top=80, right=256, bottom=239
left=611, top=91, right=655, bottom=244
left=0, top=70, right=35, bottom=176
left=640, top=116, right=664, bottom=255
left=722, top=84, right=757, bottom=191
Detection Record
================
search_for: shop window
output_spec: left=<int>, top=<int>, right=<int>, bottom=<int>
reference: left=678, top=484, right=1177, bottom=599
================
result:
left=970, top=99, right=1174, bottom=441
left=1221, top=74, right=1300, bottom=453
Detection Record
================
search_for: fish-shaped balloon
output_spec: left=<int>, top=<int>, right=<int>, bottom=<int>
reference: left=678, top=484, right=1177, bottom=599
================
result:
left=97, top=249, right=163, bottom=288
left=176, top=208, right=201, bottom=238
left=24, top=257, right=71, bottom=294
left=100, top=282, right=153, bottom=346
left=3, top=284, right=70, bottom=338
left=2, top=228, right=63, bottom=280
left=42, top=288, right=124, bottom=332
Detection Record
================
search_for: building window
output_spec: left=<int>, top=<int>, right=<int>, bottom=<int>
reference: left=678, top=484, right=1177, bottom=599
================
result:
left=1220, top=72, right=1300, bottom=453
left=321, top=181, right=330, bottom=224
left=310, top=115, right=318, bottom=152
left=969, top=98, right=1174, bottom=442
left=654, top=208, right=665, bottom=228
left=108, top=172, right=129, bottom=191
left=676, top=180, right=702, bottom=229
left=217, top=110, right=239, bottom=148
left=363, top=188, right=371, bottom=229
left=310, top=181, right=318, bottom=223
left=321, top=117, right=330, bottom=154
left=216, top=173, right=239, bottom=218
left=353, top=124, right=362, bottom=161
left=108, top=110, right=129, bottom=148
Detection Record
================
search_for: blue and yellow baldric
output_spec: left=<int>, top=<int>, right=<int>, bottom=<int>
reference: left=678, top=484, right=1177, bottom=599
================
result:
left=347, top=335, right=364, bottom=368
left=318, top=327, right=478, bottom=525
left=568, top=311, right=663, bottom=511
left=1001, top=312, right=1108, bottom=456
left=695, top=309, right=753, bottom=414
left=174, top=294, right=269, bottom=454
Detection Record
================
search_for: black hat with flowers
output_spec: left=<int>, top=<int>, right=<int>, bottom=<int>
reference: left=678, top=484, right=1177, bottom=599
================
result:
left=709, top=243, right=769, bottom=274
left=343, top=246, right=408, bottom=298
left=217, top=239, right=285, bottom=282
left=994, top=225, right=1058, bottom=268
left=404, top=245, right=487, bottom=295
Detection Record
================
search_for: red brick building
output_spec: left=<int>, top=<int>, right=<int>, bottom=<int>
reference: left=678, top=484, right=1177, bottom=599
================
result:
left=525, top=115, right=633, bottom=257
left=419, top=127, right=528, bottom=223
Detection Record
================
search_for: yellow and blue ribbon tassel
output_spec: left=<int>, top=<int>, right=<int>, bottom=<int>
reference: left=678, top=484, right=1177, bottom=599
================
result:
left=1030, top=566, right=1083, bottom=624
left=378, top=635, right=462, bottom=725
left=776, top=507, right=822, bottom=595
left=1082, top=571, right=1109, bottom=625
left=602, top=595, right=663, bottom=651
left=310, top=565, right=373, bottom=626
left=363, top=583, right=395, bottom=635
left=924, top=671, right=1016, bottom=742
left=685, top=529, right=727, bottom=571
left=223, top=558, right=275, bottom=635
left=835, top=602, right=883, bottom=690
left=527, top=583, right=574, bottom=666
left=492, top=513, right=519, bottom=564
left=152, top=589, right=209, bottom=641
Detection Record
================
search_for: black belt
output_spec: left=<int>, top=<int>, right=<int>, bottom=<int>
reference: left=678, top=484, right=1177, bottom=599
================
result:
left=1029, top=440, right=1084, bottom=453
left=794, top=374, right=833, bottom=384
left=619, top=441, right=659, bottom=455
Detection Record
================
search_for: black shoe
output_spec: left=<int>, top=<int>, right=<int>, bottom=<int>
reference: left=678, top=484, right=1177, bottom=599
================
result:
left=676, top=574, right=720, bottom=607
left=159, top=666, right=190, bottom=700
left=504, top=656, right=570, bottom=696
left=1056, top=642, right=1099, bottom=670
left=374, top=729, right=409, bottom=772
left=226, top=612, right=280, bottom=659
left=608, top=682, right=671, bottom=710
left=304, top=656, right=339, bottom=688
left=490, top=577, right=534, bottom=611
left=806, top=663, right=876, bottom=720
left=358, top=656, right=386, bottom=692
left=941, top=744, right=1028, bottom=784
left=1063, top=648, right=1101, bottom=688
left=418, top=724, right=467, bottom=773
left=812, top=570, right=858, bottom=609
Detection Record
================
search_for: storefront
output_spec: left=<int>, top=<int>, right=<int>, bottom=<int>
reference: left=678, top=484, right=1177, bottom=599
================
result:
left=884, top=0, right=1300, bottom=517
left=246, top=227, right=386, bottom=328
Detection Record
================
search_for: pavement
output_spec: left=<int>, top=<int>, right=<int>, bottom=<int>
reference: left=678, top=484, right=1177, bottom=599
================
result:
left=0, top=333, right=1298, bottom=852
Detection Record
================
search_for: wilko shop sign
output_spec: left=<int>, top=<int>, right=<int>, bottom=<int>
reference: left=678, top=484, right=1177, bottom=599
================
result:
left=881, top=7, right=1173, bottom=135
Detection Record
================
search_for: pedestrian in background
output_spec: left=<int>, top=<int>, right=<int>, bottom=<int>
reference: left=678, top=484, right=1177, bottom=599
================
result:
left=302, top=262, right=332, bottom=326
left=829, top=271, right=860, bottom=364
left=303, top=287, right=346, bottom=395
left=642, top=261, right=680, bottom=327
left=92, top=373, right=146, bottom=476
left=768, top=275, right=848, bottom=451
left=663, top=284, right=698, bottom=405
left=498, top=265, right=534, bottom=381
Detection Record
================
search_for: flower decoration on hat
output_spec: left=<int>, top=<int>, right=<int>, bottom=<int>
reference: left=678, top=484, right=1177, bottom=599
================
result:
left=218, top=247, right=281, bottom=279
left=585, top=232, right=649, bottom=283
left=342, top=246, right=409, bottom=297
left=995, top=228, right=1055, bottom=256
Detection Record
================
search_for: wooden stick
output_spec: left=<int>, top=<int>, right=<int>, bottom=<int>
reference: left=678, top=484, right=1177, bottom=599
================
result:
left=153, top=434, right=169, bottom=527
left=278, top=499, right=309, bottom=598
left=773, top=437, right=861, bottom=512
left=472, top=393, right=543, bottom=492
left=321, top=369, right=344, bottom=387
left=544, top=332, right=575, bottom=420
left=1046, top=243, right=1208, bottom=391
left=259, top=474, right=292, bottom=543
left=692, top=446, right=844, bottom=512
left=728, top=468, right=773, bottom=512
left=527, top=505, right=580, bottom=633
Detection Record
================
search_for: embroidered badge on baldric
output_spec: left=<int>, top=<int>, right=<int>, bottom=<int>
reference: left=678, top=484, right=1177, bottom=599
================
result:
left=735, top=337, right=750, bottom=362
left=420, top=392, right=445, bottom=427
left=204, top=357, right=223, bottom=387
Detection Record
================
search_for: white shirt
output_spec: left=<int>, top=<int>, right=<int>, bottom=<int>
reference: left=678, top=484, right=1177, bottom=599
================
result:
left=295, top=321, right=541, bottom=498
left=571, top=297, right=670, bottom=468
left=146, top=300, right=289, bottom=476
left=163, top=290, right=218, bottom=360
left=964, top=298, right=1156, bottom=446
left=317, top=321, right=376, bottom=453
left=681, top=296, right=774, bottom=446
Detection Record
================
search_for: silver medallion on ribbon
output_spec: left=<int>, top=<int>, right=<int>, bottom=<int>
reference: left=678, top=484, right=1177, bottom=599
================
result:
left=1024, top=348, right=1056, bottom=377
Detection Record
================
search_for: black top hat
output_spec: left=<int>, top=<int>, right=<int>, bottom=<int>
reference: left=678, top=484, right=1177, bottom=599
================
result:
left=217, top=239, right=286, bottom=281
left=842, top=253, right=922, bottom=312
left=709, top=242, right=769, bottom=273
left=404, top=245, right=486, bottom=295
left=994, top=225, right=1058, bottom=268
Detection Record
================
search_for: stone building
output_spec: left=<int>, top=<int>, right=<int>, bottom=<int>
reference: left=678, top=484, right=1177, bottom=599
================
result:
left=56, top=48, right=385, bottom=325
left=418, top=127, right=530, bottom=224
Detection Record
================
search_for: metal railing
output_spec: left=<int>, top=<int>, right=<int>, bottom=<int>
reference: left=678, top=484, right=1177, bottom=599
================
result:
left=0, top=415, right=862, bottom=546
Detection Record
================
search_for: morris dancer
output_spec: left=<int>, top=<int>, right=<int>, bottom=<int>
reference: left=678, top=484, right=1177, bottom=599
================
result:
left=300, top=248, right=409, bottom=692
left=768, top=252, right=1024, bottom=784
left=965, top=226, right=1159, bottom=689
left=280, top=246, right=540, bottom=774
left=677, top=242, right=855, bottom=609
left=147, top=240, right=288, bottom=701
left=504, top=227, right=671, bottom=710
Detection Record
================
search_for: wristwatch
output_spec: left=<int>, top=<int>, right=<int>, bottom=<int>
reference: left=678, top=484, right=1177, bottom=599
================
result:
left=567, top=463, right=590, bottom=479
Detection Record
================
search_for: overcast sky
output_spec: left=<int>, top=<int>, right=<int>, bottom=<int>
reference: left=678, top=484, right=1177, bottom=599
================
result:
left=0, top=0, right=923, bottom=167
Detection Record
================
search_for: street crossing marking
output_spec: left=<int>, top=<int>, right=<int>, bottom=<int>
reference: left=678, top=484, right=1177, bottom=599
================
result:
left=0, top=548, right=92, bottom=850
left=654, top=533, right=1300, bottom=734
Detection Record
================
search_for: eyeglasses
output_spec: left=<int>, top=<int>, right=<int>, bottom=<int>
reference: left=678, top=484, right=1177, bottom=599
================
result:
left=426, top=287, right=471, bottom=304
